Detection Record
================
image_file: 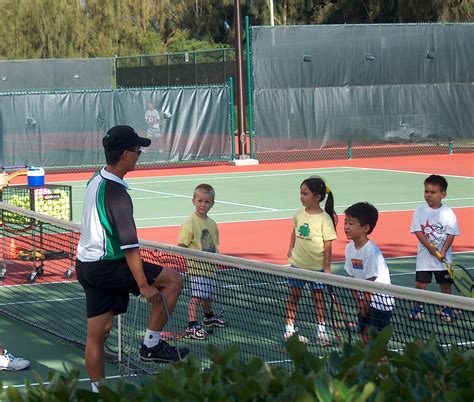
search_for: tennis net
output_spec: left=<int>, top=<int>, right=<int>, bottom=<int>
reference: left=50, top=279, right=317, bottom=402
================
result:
left=0, top=202, right=473, bottom=376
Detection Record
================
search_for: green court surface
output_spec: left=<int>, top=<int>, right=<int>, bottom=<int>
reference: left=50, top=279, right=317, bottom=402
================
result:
left=2, top=165, right=473, bottom=392
left=66, top=166, right=474, bottom=227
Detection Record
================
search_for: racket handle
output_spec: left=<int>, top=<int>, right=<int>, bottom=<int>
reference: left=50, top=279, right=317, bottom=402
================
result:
left=430, top=243, right=443, bottom=260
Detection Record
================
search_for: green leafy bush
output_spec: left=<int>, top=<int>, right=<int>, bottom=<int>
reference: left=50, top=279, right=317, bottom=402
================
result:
left=1, top=327, right=473, bottom=401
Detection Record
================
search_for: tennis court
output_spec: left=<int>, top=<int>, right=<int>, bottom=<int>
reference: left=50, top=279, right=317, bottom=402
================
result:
left=2, top=153, right=473, bottom=390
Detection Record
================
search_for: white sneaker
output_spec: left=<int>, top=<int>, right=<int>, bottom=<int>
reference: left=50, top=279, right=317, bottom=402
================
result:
left=317, top=331, right=332, bottom=347
left=283, top=328, right=309, bottom=344
left=0, top=349, right=31, bottom=371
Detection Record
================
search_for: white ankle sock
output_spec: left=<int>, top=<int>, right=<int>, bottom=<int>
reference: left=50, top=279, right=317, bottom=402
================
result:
left=318, top=323, right=326, bottom=333
left=285, top=324, right=295, bottom=334
left=91, top=381, right=100, bottom=393
left=143, top=328, right=161, bottom=348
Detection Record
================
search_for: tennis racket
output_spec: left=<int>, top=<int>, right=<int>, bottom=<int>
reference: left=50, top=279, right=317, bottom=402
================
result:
left=434, top=249, right=473, bottom=298
left=327, top=285, right=353, bottom=346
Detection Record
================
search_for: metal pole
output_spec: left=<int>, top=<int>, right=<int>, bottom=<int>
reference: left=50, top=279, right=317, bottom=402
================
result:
left=269, top=0, right=275, bottom=26
left=234, top=0, right=247, bottom=157
left=245, top=16, right=254, bottom=159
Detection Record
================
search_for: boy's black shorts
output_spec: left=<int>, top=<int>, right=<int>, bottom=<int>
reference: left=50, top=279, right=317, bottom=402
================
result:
left=358, top=306, right=392, bottom=333
left=76, top=258, right=163, bottom=318
left=415, top=270, right=453, bottom=284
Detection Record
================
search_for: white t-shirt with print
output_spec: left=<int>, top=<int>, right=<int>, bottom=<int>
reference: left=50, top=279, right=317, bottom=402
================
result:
left=410, top=203, right=459, bottom=271
left=344, top=240, right=395, bottom=311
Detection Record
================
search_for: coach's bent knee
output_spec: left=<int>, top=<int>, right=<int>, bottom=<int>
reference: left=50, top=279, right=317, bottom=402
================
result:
left=159, top=267, right=183, bottom=291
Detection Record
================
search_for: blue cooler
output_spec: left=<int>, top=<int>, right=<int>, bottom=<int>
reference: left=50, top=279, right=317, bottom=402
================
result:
left=27, top=167, right=45, bottom=186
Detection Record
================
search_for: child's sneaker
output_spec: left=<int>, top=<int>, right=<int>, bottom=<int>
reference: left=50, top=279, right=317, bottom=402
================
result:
left=0, top=349, right=31, bottom=371
left=139, top=341, right=189, bottom=363
left=410, top=305, right=425, bottom=320
left=202, top=312, right=227, bottom=328
left=440, top=307, right=456, bottom=322
left=283, top=328, right=309, bottom=344
left=185, top=325, right=209, bottom=340
left=316, top=330, right=332, bottom=347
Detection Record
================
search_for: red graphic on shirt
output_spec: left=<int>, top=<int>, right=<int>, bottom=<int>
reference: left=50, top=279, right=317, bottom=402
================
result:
left=421, top=220, right=446, bottom=249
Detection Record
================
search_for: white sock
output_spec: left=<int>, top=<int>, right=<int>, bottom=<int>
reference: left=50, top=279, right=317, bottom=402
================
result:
left=91, top=381, right=100, bottom=393
left=143, top=328, right=161, bottom=348
left=318, top=323, right=326, bottom=333
left=285, top=324, right=295, bottom=334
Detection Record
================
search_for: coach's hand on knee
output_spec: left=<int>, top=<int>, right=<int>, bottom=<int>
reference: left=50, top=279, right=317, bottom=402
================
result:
left=140, top=284, right=160, bottom=304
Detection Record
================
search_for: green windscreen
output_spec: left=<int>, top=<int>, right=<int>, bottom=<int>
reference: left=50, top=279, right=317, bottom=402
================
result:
left=251, top=23, right=474, bottom=159
left=0, top=85, right=232, bottom=170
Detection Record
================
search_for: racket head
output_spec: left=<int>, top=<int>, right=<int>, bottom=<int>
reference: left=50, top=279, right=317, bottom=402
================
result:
left=448, top=263, right=474, bottom=298
left=327, top=286, right=353, bottom=346
left=432, top=244, right=473, bottom=298
left=160, top=331, right=186, bottom=341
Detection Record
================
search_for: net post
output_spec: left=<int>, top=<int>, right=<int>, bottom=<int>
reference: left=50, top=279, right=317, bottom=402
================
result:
left=347, top=139, right=353, bottom=159
left=448, top=140, right=453, bottom=155
left=118, top=314, right=122, bottom=364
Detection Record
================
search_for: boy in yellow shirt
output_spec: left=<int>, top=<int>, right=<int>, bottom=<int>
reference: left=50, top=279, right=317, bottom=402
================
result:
left=178, top=183, right=227, bottom=339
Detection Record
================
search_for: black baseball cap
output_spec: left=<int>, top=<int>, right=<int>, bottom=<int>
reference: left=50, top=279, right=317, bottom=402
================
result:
left=103, top=125, right=151, bottom=151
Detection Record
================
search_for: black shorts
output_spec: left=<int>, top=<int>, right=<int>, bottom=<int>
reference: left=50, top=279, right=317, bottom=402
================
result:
left=76, top=258, right=163, bottom=318
left=415, top=270, right=453, bottom=284
left=358, top=306, right=392, bottom=333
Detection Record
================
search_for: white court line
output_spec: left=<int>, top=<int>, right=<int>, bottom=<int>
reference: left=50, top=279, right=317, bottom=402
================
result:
left=0, top=297, right=84, bottom=307
left=66, top=167, right=358, bottom=186
left=129, top=203, right=473, bottom=227
left=355, top=166, right=473, bottom=180
left=73, top=195, right=474, bottom=206
left=1, top=280, right=78, bottom=288
left=129, top=187, right=279, bottom=211
left=3, top=374, right=129, bottom=390
left=124, top=168, right=355, bottom=186
left=66, top=164, right=473, bottom=188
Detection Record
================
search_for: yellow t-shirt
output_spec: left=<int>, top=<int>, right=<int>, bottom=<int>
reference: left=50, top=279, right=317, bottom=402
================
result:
left=288, top=208, right=337, bottom=270
left=178, top=213, right=219, bottom=276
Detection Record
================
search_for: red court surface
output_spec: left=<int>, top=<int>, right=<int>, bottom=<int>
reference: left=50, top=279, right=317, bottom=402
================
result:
left=138, top=207, right=473, bottom=265
left=9, top=153, right=473, bottom=184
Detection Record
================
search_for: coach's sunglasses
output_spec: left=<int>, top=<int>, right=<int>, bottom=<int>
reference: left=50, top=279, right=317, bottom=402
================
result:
left=126, top=147, right=143, bottom=156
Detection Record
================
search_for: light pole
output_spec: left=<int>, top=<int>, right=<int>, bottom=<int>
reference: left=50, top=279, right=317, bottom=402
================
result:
left=234, top=0, right=247, bottom=158
left=269, top=0, right=274, bottom=26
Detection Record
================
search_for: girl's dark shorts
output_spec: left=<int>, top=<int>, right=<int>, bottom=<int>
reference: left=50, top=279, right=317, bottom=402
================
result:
left=76, top=258, right=163, bottom=318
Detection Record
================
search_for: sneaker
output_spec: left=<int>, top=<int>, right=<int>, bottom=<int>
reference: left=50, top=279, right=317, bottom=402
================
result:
left=440, top=307, right=456, bottom=322
left=410, top=305, right=425, bottom=320
left=0, top=350, right=31, bottom=371
left=317, top=331, right=332, bottom=347
left=139, top=341, right=189, bottom=363
left=283, top=328, right=309, bottom=344
left=203, top=312, right=227, bottom=328
left=185, top=325, right=209, bottom=340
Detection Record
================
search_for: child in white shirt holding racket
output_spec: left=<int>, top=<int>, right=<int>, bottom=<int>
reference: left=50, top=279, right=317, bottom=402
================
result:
left=284, top=176, right=337, bottom=345
left=410, top=174, right=459, bottom=321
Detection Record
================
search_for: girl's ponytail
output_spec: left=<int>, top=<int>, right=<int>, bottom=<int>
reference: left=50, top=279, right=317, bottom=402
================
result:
left=306, top=175, right=337, bottom=229
left=324, top=189, right=336, bottom=229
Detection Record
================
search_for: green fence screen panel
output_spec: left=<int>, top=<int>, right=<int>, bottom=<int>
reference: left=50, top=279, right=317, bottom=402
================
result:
left=251, top=23, right=474, bottom=160
left=0, top=85, right=232, bottom=171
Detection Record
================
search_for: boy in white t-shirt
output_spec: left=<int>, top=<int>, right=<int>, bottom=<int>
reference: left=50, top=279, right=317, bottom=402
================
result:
left=344, top=202, right=395, bottom=345
left=410, top=174, right=459, bottom=321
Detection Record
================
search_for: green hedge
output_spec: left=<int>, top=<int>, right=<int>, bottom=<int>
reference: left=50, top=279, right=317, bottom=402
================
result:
left=1, top=327, right=473, bottom=401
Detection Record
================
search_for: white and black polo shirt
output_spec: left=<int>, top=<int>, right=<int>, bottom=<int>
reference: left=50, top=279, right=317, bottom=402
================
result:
left=76, top=168, right=139, bottom=263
